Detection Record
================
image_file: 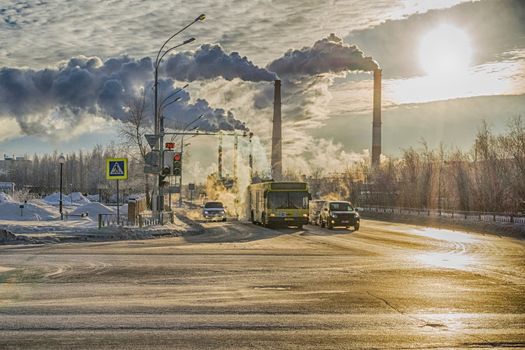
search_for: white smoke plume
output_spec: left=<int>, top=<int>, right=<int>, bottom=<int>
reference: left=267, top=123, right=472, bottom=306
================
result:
left=267, top=33, right=379, bottom=77
left=164, top=43, right=277, bottom=82
left=0, top=42, right=278, bottom=136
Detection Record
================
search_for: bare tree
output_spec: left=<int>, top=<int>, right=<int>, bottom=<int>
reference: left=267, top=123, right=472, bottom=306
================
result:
left=119, top=89, right=153, bottom=207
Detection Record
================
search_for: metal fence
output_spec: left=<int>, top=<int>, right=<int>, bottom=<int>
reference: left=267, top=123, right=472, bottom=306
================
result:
left=97, top=211, right=173, bottom=229
left=359, top=206, right=525, bottom=225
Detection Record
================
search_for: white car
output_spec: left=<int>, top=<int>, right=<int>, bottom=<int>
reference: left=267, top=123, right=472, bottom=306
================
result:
left=202, top=201, right=227, bottom=221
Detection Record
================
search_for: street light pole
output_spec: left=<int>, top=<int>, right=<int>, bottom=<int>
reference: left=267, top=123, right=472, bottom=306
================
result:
left=152, top=14, right=204, bottom=219
left=58, top=154, right=65, bottom=220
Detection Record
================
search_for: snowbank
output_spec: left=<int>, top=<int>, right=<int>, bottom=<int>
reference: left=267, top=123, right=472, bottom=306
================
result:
left=0, top=192, right=13, bottom=203
left=43, top=192, right=91, bottom=206
left=69, top=202, right=114, bottom=218
left=119, top=204, right=128, bottom=213
left=86, top=194, right=99, bottom=202
left=0, top=201, right=59, bottom=221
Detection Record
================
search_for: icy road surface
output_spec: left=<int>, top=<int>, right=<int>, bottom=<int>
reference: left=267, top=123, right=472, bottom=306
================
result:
left=0, top=219, right=524, bottom=349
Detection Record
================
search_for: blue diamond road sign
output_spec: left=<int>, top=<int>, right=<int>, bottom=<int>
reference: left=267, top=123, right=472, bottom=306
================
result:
left=106, top=158, right=128, bottom=180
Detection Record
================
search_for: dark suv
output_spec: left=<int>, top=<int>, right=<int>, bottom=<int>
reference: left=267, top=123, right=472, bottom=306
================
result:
left=320, top=201, right=360, bottom=230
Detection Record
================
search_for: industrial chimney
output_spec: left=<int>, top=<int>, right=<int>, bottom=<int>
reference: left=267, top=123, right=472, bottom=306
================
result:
left=271, top=80, right=283, bottom=180
left=371, top=68, right=382, bottom=169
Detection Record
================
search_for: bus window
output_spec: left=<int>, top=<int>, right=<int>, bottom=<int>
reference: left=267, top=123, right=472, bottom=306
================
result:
left=268, top=192, right=309, bottom=209
left=289, top=192, right=309, bottom=209
left=268, top=192, right=288, bottom=209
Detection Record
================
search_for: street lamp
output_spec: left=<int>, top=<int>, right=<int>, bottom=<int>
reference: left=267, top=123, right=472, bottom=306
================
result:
left=58, top=154, right=66, bottom=220
left=153, top=14, right=204, bottom=218
left=160, top=84, right=189, bottom=110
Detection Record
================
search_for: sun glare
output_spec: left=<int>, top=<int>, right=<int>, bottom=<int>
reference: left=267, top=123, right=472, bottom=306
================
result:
left=419, top=24, right=472, bottom=76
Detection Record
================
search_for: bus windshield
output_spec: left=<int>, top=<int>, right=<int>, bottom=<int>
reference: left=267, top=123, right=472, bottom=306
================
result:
left=268, top=192, right=309, bottom=209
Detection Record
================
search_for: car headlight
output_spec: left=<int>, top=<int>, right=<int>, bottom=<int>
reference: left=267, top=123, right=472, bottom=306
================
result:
left=269, top=213, right=276, bottom=217
left=331, top=214, right=338, bottom=218
left=204, top=211, right=209, bottom=215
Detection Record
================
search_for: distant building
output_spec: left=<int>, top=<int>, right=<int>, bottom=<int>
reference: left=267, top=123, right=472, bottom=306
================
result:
left=0, top=154, right=30, bottom=176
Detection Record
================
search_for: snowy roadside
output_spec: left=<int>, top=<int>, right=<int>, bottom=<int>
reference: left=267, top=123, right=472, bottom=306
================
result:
left=0, top=210, right=204, bottom=245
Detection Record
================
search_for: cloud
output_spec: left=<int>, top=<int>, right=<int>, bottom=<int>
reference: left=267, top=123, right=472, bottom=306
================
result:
left=0, top=1, right=468, bottom=70
left=163, top=44, right=276, bottom=82
left=346, top=0, right=525, bottom=78
left=267, top=33, right=378, bottom=77
left=0, top=55, right=151, bottom=124
left=0, top=49, right=263, bottom=136
left=0, top=117, right=22, bottom=142
left=158, top=79, right=248, bottom=132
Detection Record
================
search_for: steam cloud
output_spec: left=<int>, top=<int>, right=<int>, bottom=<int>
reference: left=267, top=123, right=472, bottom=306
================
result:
left=0, top=43, right=275, bottom=136
left=164, top=44, right=277, bottom=82
left=158, top=79, right=247, bottom=131
left=267, top=33, right=379, bottom=77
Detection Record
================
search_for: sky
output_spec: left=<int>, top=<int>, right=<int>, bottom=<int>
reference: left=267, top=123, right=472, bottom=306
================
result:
left=0, top=0, right=524, bottom=181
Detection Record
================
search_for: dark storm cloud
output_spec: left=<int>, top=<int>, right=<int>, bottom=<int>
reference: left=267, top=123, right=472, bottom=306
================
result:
left=0, top=46, right=265, bottom=135
left=163, top=43, right=277, bottom=82
left=267, top=33, right=378, bottom=77
left=0, top=56, right=151, bottom=124
left=346, top=0, right=525, bottom=78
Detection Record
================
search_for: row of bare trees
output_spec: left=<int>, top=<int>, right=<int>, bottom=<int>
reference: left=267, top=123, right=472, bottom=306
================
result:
left=303, top=117, right=525, bottom=213
left=0, top=143, right=147, bottom=198
left=0, top=93, right=153, bottom=203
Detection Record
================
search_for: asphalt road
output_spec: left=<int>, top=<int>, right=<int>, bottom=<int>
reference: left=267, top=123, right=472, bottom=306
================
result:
left=0, top=219, right=524, bottom=349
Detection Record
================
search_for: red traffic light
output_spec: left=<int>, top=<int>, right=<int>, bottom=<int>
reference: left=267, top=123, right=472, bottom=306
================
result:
left=173, top=153, right=182, bottom=161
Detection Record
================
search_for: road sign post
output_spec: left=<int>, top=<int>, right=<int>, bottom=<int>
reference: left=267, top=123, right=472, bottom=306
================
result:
left=106, top=158, right=128, bottom=225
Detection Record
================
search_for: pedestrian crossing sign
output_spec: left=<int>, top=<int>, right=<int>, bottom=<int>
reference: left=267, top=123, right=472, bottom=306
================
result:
left=106, top=158, right=128, bottom=180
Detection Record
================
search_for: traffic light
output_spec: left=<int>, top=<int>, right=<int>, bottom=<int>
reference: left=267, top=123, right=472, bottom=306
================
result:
left=173, top=152, right=182, bottom=176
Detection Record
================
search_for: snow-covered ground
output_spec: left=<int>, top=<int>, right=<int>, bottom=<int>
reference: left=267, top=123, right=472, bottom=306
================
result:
left=0, top=192, right=60, bottom=221
left=43, top=192, right=91, bottom=206
left=69, top=202, right=115, bottom=217
left=0, top=192, right=201, bottom=244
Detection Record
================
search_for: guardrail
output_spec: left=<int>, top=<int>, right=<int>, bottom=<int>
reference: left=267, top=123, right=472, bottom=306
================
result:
left=359, top=206, right=525, bottom=225
left=98, top=214, right=135, bottom=229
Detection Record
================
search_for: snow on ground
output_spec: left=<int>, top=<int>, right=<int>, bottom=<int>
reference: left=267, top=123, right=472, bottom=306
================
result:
left=69, top=202, right=114, bottom=218
left=0, top=192, right=14, bottom=203
left=0, top=203, right=202, bottom=244
left=86, top=194, right=99, bottom=202
left=43, top=192, right=91, bottom=206
left=119, top=204, right=128, bottom=214
left=0, top=201, right=59, bottom=221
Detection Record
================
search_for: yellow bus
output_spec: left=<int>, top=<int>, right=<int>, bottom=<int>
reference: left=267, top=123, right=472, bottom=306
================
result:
left=248, top=181, right=310, bottom=228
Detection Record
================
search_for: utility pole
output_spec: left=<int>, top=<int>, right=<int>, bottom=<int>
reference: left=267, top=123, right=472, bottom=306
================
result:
left=152, top=14, right=204, bottom=222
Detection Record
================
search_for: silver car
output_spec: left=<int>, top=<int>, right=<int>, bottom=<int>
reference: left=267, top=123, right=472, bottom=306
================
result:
left=202, top=201, right=227, bottom=221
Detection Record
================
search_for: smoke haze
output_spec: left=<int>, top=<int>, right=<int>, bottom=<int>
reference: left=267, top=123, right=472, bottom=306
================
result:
left=0, top=43, right=275, bottom=136
left=267, top=33, right=378, bottom=77
left=164, top=44, right=277, bottom=82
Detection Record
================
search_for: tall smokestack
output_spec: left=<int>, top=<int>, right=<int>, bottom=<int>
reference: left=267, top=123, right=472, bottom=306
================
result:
left=271, top=79, right=282, bottom=180
left=371, top=68, right=382, bottom=169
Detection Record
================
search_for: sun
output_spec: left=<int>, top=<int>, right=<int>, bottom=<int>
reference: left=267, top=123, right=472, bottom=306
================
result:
left=418, top=24, right=472, bottom=76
